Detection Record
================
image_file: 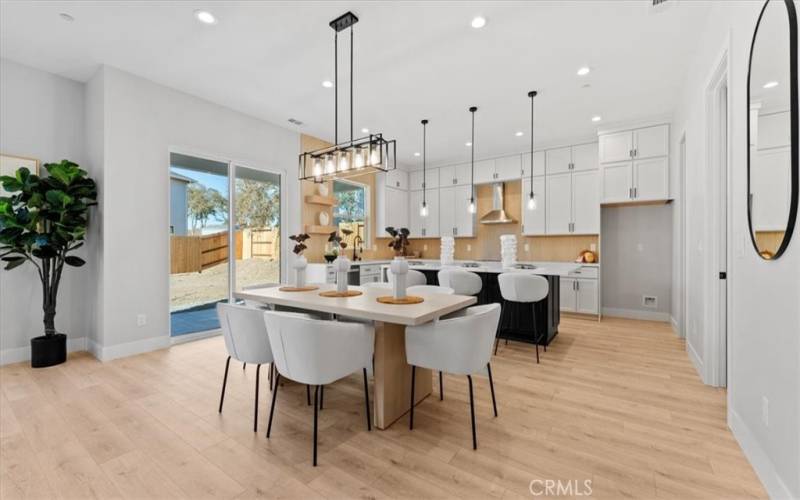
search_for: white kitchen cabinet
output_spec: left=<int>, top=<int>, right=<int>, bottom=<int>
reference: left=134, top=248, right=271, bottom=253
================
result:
left=409, top=168, right=439, bottom=191
left=633, top=157, right=669, bottom=201
left=575, top=279, right=598, bottom=314
left=599, top=130, right=634, bottom=163
left=599, top=124, right=669, bottom=203
left=376, top=186, right=408, bottom=234
left=560, top=267, right=600, bottom=316
left=571, top=170, right=599, bottom=234
left=439, top=185, right=475, bottom=237
left=438, top=163, right=472, bottom=186
left=494, top=155, right=522, bottom=181
left=571, top=143, right=600, bottom=172
left=384, top=169, right=408, bottom=190
left=408, top=189, right=439, bottom=238
left=546, top=173, right=572, bottom=235
left=546, top=146, right=572, bottom=174
left=560, top=278, right=577, bottom=312
left=521, top=151, right=546, bottom=178
left=521, top=176, right=546, bottom=235
left=474, top=159, right=496, bottom=184
left=633, top=125, right=669, bottom=159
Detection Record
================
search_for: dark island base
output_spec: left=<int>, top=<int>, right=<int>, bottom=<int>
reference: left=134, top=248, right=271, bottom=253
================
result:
left=418, top=270, right=559, bottom=347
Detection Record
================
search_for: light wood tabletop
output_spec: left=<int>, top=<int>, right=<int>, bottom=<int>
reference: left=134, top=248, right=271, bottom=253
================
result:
left=234, top=283, right=477, bottom=430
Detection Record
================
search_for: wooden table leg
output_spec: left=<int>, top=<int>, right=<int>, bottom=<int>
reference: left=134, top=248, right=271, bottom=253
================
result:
left=373, top=321, right=432, bottom=430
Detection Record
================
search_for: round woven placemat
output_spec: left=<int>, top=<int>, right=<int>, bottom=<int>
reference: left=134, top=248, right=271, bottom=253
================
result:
left=278, top=285, right=320, bottom=292
left=376, top=295, right=424, bottom=305
left=319, top=290, right=363, bottom=298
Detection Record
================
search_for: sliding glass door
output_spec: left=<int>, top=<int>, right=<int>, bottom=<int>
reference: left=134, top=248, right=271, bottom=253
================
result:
left=169, top=153, right=282, bottom=337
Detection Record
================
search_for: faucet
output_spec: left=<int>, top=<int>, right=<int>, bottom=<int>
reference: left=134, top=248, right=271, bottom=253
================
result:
left=353, top=235, right=363, bottom=261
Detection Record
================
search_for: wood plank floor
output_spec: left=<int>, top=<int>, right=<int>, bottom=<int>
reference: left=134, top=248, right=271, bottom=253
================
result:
left=0, top=317, right=765, bottom=499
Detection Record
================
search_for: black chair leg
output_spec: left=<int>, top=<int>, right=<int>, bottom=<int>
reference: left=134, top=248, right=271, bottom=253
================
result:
left=306, top=384, right=311, bottom=406
left=494, top=338, right=500, bottom=355
left=363, top=368, right=371, bottom=431
left=439, top=371, right=444, bottom=401
left=320, top=385, right=324, bottom=410
left=253, top=364, right=261, bottom=432
left=487, top=363, right=498, bottom=417
left=218, top=356, right=231, bottom=413
left=467, top=375, right=477, bottom=450
left=266, top=373, right=280, bottom=438
left=313, top=385, right=319, bottom=466
left=243, top=362, right=246, bottom=370
left=409, top=366, right=416, bottom=430
left=535, top=342, right=540, bottom=364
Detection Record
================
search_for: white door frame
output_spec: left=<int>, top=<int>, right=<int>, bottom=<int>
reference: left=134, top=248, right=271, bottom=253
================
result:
left=703, top=41, right=733, bottom=388
left=678, top=131, right=687, bottom=339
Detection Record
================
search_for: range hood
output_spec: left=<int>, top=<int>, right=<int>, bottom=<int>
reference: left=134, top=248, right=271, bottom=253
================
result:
left=480, top=183, right=517, bottom=224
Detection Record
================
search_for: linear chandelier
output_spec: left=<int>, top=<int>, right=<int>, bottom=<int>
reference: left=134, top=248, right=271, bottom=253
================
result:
left=298, top=11, right=397, bottom=182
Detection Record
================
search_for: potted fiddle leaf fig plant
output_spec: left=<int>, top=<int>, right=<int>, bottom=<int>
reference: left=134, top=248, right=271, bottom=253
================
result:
left=0, top=160, right=97, bottom=368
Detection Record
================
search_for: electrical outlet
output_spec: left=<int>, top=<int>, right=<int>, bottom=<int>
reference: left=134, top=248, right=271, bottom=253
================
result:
left=643, top=296, right=657, bottom=308
left=590, top=243, right=596, bottom=252
left=466, top=244, right=471, bottom=252
left=762, top=396, right=769, bottom=427
left=524, top=243, right=530, bottom=252
left=136, top=314, right=147, bottom=327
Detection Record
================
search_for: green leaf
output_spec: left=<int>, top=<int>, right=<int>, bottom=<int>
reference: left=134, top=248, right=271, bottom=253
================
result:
left=64, top=256, right=86, bottom=267
left=3, top=257, right=26, bottom=271
left=45, top=190, right=73, bottom=208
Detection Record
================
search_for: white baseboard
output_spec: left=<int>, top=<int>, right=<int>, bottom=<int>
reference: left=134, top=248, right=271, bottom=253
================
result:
left=687, top=340, right=704, bottom=380
left=670, top=316, right=681, bottom=336
left=95, top=335, right=170, bottom=362
left=729, top=409, right=795, bottom=499
left=0, top=336, right=87, bottom=366
left=601, top=307, right=671, bottom=322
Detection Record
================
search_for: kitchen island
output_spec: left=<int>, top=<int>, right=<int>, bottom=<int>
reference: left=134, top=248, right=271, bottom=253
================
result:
left=382, top=260, right=587, bottom=347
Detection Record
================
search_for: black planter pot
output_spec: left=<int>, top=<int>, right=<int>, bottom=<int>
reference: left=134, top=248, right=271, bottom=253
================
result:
left=30, top=333, right=67, bottom=368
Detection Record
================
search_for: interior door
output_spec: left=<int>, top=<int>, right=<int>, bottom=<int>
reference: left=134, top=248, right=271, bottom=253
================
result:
left=571, top=170, right=599, bottom=234
left=521, top=176, right=546, bottom=235
left=633, top=157, right=668, bottom=201
left=545, top=146, right=572, bottom=174
left=633, top=124, right=669, bottom=159
left=601, top=161, right=633, bottom=203
left=438, top=186, right=456, bottom=237
left=546, top=173, right=572, bottom=235
left=571, top=143, right=599, bottom=172
left=599, top=131, right=633, bottom=163
left=454, top=184, right=475, bottom=237
left=576, top=279, right=598, bottom=314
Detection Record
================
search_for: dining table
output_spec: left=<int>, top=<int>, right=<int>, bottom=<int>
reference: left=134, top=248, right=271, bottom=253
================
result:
left=234, top=283, right=477, bottom=429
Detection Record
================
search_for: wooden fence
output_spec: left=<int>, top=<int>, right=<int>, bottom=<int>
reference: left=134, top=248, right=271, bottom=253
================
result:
left=170, top=228, right=279, bottom=274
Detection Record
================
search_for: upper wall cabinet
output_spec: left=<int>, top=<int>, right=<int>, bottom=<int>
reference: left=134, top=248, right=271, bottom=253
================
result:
left=473, top=156, right=521, bottom=184
left=384, top=169, right=408, bottom=190
left=599, top=124, right=669, bottom=204
left=376, top=185, right=408, bottom=235
left=408, top=189, right=439, bottom=238
left=546, top=143, right=599, bottom=174
left=409, top=169, right=439, bottom=191
left=438, top=163, right=472, bottom=186
left=521, top=151, right=546, bottom=178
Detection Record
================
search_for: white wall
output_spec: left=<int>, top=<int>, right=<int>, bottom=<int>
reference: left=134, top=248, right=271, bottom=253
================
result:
left=671, top=2, right=800, bottom=497
left=87, top=66, right=300, bottom=360
left=601, top=204, right=672, bottom=321
left=0, top=59, right=90, bottom=362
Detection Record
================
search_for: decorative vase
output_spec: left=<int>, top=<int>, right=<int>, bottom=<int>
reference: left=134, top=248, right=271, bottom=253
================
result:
left=333, top=255, right=351, bottom=293
left=390, top=256, right=409, bottom=299
left=293, top=255, right=308, bottom=288
left=30, top=333, right=67, bottom=368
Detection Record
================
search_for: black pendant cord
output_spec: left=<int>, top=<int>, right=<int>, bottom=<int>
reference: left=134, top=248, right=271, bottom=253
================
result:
left=529, top=91, right=537, bottom=198
left=334, top=31, right=338, bottom=145
left=422, top=119, right=428, bottom=205
left=469, top=107, right=477, bottom=206
left=350, top=26, right=354, bottom=145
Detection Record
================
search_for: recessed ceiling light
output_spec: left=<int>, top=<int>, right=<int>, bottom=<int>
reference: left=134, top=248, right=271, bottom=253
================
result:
left=591, top=116, right=602, bottom=122
left=59, top=13, right=74, bottom=22
left=194, top=10, right=217, bottom=25
left=465, top=142, right=472, bottom=147
left=471, top=16, right=486, bottom=29
left=361, top=128, right=369, bottom=134
left=763, top=81, right=779, bottom=89
left=414, top=152, right=421, bottom=157
left=577, top=66, right=591, bottom=76
left=515, top=131, right=524, bottom=137
left=321, top=80, right=333, bottom=88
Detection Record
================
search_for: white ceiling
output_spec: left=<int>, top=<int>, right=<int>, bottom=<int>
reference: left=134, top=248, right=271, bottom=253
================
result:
left=0, top=1, right=713, bottom=168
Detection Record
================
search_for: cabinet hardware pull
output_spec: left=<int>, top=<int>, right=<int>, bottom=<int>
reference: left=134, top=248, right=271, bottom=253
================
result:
left=634, top=148, right=638, bottom=157
left=633, top=187, right=637, bottom=198
left=629, top=187, right=633, bottom=199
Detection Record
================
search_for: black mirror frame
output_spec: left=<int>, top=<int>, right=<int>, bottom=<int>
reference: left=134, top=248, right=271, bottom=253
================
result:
left=747, top=0, right=799, bottom=260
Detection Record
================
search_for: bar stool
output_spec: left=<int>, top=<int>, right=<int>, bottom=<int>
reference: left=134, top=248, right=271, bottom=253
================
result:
left=496, top=273, right=549, bottom=363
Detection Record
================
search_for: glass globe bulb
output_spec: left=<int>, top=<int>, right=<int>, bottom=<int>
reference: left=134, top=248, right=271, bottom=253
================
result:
left=468, top=200, right=476, bottom=214
left=527, top=194, right=537, bottom=210
left=420, top=203, right=428, bottom=217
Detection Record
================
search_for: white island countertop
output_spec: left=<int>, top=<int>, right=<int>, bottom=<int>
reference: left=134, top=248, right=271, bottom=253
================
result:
left=381, top=259, right=596, bottom=277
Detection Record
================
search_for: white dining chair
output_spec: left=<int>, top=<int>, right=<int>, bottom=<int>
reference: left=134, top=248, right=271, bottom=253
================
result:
left=407, top=284, right=455, bottom=295
left=217, top=303, right=301, bottom=432
left=263, top=311, right=374, bottom=466
left=437, top=269, right=483, bottom=296
left=496, top=273, right=549, bottom=363
left=388, top=269, right=427, bottom=287
left=405, top=303, right=501, bottom=450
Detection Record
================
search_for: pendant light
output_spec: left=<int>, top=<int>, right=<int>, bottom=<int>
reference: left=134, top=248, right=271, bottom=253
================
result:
left=420, top=119, right=429, bottom=217
left=468, top=106, right=477, bottom=214
left=298, top=12, right=396, bottom=182
left=527, top=91, right=538, bottom=211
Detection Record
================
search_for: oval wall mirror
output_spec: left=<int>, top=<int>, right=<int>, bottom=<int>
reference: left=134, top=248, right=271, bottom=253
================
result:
left=747, top=0, right=799, bottom=260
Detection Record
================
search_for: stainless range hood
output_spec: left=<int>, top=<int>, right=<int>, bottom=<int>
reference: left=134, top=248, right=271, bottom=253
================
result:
left=479, top=183, right=517, bottom=224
